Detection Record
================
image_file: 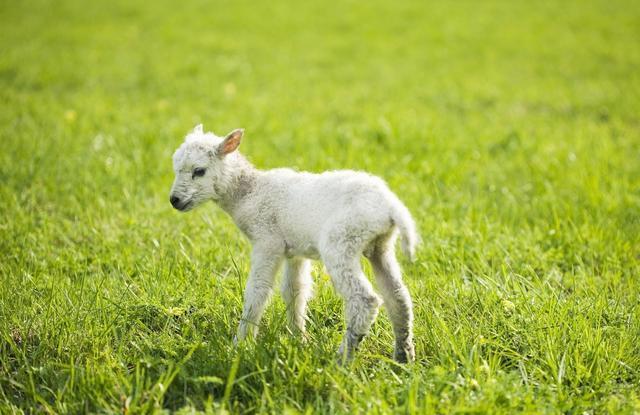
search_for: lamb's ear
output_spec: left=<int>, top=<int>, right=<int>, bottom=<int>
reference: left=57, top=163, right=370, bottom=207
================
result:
left=217, top=129, right=244, bottom=156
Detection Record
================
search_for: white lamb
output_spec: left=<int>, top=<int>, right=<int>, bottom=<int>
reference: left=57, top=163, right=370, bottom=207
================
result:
left=169, top=125, right=419, bottom=363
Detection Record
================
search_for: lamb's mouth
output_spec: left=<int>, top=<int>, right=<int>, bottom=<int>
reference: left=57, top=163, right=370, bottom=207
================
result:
left=177, top=200, right=194, bottom=212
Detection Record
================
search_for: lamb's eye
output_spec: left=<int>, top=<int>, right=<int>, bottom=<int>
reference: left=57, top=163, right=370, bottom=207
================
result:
left=192, top=168, right=206, bottom=179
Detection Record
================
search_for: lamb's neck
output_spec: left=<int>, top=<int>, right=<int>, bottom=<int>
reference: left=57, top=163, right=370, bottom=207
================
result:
left=216, top=154, right=260, bottom=213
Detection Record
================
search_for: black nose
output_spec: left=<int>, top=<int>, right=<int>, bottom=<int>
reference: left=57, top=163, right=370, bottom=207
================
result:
left=170, top=195, right=181, bottom=208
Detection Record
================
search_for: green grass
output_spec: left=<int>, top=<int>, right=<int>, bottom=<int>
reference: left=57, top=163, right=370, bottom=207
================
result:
left=1, top=0, right=639, bottom=413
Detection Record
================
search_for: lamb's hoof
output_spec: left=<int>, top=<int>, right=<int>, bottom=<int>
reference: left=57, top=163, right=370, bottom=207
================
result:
left=336, top=343, right=355, bottom=366
left=336, top=329, right=365, bottom=365
left=394, top=341, right=415, bottom=363
left=336, top=351, right=354, bottom=366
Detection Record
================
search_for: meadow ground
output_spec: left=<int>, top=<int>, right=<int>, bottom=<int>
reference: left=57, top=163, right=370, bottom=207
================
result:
left=1, top=0, right=639, bottom=413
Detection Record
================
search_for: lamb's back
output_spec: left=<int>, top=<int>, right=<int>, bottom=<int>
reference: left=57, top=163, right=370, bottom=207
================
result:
left=265, top=168, right=388, bottom=205
left=262, top=168, right=389, bottom=228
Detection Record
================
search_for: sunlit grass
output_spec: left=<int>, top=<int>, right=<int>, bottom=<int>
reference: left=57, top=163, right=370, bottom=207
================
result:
left=1, top=0, right=639, bottom=413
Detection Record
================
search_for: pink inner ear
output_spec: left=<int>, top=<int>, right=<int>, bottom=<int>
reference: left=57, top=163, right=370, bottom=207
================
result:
left=222, top=135, right=241, bottom=154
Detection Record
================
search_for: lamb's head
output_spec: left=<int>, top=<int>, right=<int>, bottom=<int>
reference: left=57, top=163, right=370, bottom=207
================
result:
left=169, top=124, right=243, bottom=212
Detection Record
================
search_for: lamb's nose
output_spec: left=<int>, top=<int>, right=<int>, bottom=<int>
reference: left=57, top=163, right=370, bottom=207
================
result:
left=170, top=195, right=181, bottom=208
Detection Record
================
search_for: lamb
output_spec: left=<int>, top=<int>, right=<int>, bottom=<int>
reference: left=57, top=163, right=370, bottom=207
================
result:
left=169, top=124, right=419, bottom=363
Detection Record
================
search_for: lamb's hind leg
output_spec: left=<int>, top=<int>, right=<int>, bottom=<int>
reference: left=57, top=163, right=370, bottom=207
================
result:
left=281, top=258, right=313, bottom=334
left=322, top=249, right=382, bottom=363
left=367, top=234, right=415, bottom=363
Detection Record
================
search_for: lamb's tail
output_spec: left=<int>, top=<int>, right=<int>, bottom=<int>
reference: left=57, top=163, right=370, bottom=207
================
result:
left=389, top=196, right=420, bottom=262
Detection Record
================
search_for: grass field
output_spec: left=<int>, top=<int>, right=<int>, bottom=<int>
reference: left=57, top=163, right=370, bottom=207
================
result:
left=1, top=0, right=639, bottom=413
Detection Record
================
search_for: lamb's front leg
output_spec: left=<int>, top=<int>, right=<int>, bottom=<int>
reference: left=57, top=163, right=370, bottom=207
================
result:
left=235, top=247, right=284, bottom=343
